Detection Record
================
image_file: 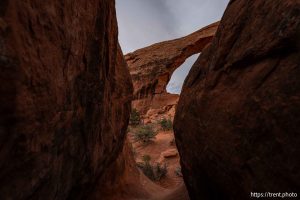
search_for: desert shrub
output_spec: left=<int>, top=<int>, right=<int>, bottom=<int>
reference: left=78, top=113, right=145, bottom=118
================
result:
left=130, top=108, right=141, bottom=125
left=133, top=125, right=156, bottom=144
left=154, top=163, right=168, bottom=180
left=175, top=166, right=183, bottom=177
left=159, top=118, right=173, bottom=131
left=138, top=155, right=155, bottom=179
left=137, top=155, right=167, bottom=181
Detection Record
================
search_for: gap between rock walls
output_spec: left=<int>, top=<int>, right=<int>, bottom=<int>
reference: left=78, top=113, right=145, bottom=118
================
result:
left=1, top=0, right=299, bottom=200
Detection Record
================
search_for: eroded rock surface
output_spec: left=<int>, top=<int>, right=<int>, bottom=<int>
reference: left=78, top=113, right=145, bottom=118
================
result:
left=174, top=0, right=300, bottom=199
left=0, top=1, right=132, bottom=199
left=126, top=22, right=219, bottom=115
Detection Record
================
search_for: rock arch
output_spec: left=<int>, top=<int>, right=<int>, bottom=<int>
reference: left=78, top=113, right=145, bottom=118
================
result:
left=126, top=22, right=219, bottom=115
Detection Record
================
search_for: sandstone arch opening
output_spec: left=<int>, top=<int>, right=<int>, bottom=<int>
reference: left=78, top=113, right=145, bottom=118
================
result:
left=167, top=54, right=200, bottom=94
left=126, top=22, right=219, bottom=115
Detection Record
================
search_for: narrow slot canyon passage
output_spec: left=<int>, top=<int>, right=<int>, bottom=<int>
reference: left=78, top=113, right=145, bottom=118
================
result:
left=115, top=0, right=225, bottom=198
left=119, top=17, right=220, bottom=199
left=124, top=54, right=200, bottom=199
left=125, top=54, right=201, bottom=199
left=124, top=50, right=202, bottom=200
left=1, top=1, right=299, bottom=200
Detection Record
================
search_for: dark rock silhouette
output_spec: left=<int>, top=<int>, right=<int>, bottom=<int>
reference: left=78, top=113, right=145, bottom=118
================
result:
left=0, top=1, right=132, bottom=199
left=174, top=0, right=300, bottom=199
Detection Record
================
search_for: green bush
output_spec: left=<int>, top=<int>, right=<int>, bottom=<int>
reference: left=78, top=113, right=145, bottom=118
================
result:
left=154, top=163, right=168, bottom=180
left=159, top=118, right=173, bottom=131
left=130, top=108, right=141, bottom=125
left=137, top=155, right=167, bottom=181
left=133, top=125, right=156, bottom=144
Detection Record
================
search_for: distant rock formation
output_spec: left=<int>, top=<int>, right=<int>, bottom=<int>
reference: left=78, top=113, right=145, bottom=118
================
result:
left=0, top=1, right=132, bottom=199
left=174, top=0, right=300, bottom=199
left=126, top=22, right=219, bottom=116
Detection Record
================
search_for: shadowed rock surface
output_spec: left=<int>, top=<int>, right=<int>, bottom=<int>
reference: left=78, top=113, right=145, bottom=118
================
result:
left=174, top=0, right=300, bottom=199
left=126, top=22, right=219, bottom=115
left=0, top=1, right=132, bottom=199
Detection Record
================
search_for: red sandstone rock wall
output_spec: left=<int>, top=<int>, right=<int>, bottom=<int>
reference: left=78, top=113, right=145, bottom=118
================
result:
left=0, top=1, right=132, bottom=199
left=126, top=22, right=219, bottom=115
left=174, top=0, right=300, bottom=199
left=91, top=139, right=153, bottom=200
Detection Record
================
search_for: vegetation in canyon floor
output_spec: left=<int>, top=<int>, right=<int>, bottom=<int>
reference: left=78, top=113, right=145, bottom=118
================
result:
left=133, top=125, right=157, bottom=144
left=137, top=154, right=168, bottom=181
left=130, top=108, right=141, bottom=125
left=159, top=118, right=173, bottom=131
left=175, top=166, right=183, bottom=177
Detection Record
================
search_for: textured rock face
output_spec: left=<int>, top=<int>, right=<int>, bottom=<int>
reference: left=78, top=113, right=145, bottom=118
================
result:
left=91, top=139, right=160, bottom=200
left=174, top=0, right=300, bottom=199
left=126, top=22, right=219, bottom=115
left=0, top=1, right=132, bottom=199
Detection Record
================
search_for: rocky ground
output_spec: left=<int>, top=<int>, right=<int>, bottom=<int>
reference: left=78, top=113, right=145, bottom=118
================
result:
left=129, top=124, right=181, bottom=188
left=126, top=107, right=190, bottom=199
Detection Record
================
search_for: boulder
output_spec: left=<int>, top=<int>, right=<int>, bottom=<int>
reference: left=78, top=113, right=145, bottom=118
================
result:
left=174, top=0, right=300, bottom=199
left=0, top=1, right=132, bottom=199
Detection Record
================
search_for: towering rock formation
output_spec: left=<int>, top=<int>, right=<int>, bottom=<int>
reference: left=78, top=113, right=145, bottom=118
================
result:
left=0, top=1, right=132, bottom=199
left=126, top=22, right=219, bottom=116
left=174, top=0, right=300, bottom=199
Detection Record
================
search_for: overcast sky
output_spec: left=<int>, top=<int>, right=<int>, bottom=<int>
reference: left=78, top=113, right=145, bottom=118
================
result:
left=116, top=0, right=229, bottom=93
